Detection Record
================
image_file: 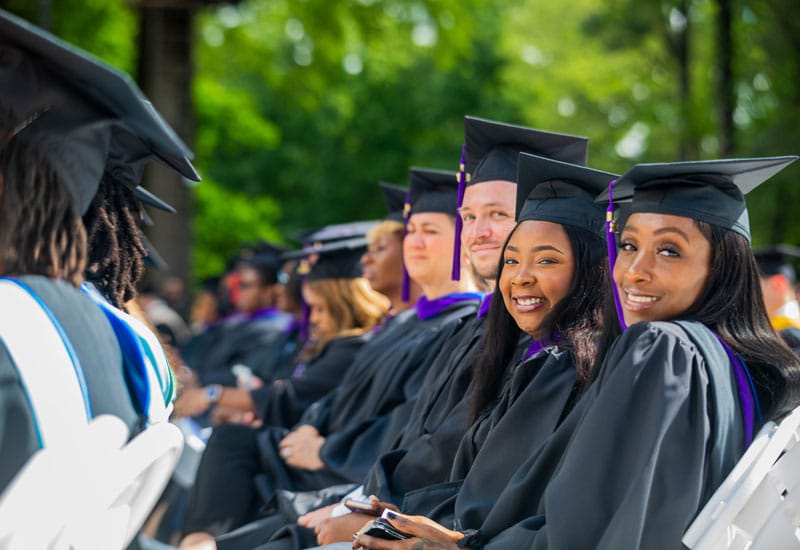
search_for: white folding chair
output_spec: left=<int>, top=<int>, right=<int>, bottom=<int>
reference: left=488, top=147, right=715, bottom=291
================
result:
left=61, top=421, right=185, bottom=549
left=0, top=415, right=130, bottom=550
left=683, top=405, right=800, bottom=549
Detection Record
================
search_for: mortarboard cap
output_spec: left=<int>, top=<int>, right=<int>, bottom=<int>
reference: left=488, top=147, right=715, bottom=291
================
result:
left=239, top=247, right=283, bottom=285
left=379, top=181, right=407, bottom=222
left=451, top=117, right=589, bottom=280
left=284, top=221, right=375, bottom=277
left=407, top=167, right=458, bottom=217
left=464, top=115, right=589, bottom=185
left=134, top=185, right=176, bottom=213
left=0, top=9, right=199, bottom=214
left=596, top=156, right=798, bottom=242
left=294, top=220, right=379, bottom=249
left=304, top=237, right=367, bottom=281
left=753, top=244, right=800, bottom=283
left=516, top=153, right=617, bottom=237
left=141, top=234, right=169, bottom=271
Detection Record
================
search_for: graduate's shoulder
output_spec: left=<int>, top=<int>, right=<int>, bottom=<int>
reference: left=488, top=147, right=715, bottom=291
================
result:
left=604, top=320, right=716, bottom=382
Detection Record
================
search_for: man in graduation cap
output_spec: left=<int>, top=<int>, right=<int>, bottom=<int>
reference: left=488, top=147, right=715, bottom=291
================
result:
left=0, top=7, right=198, bottom=493
left=754, top=244, right=800, bottom=354
left=204, top=118, right=591, bottom=550
left=179, top=168, right=482, bottom=550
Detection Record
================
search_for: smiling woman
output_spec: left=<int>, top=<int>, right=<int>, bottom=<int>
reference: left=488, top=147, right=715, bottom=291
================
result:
left=614, top=213, right=712, bottom=325
left=499, top=221, right=575, bottom=337
left=352, top=156, right=800, bottom=550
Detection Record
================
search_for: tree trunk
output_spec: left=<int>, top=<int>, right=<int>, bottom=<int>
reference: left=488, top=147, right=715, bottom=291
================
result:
left=136, top=4, right=197, bottom=287
left=674, top=0, right=698, bottom=160
left=715, top=0, right=735, bottom=155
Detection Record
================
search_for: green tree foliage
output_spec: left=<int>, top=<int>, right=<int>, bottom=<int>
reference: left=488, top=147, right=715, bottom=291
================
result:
left=3, top=0, right=800, bottom=272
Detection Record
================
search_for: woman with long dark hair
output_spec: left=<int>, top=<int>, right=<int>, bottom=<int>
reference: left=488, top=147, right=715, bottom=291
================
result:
left=365, top=153, right=613, bottom=541
left=354, top=156, right=800, bottom=550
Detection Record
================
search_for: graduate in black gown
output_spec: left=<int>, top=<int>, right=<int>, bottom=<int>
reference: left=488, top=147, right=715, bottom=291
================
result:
left=182, top=250, right=299, bottom=389
left=172, top=237, right=390, bottom=428
left=0, top=8, right=197, bottom=492
left=754, top=244, right=800, bottom=354
left=354, top=156, right=800, bottom=550
left=179, top=169, right=481, bottom=548
left=295, top=118, right=590, bottom=548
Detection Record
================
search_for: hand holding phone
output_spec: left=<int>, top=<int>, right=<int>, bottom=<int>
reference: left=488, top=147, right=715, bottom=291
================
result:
left=344, top=498, right=382, bottom=516
left=361, top=517, right=412, bottom=540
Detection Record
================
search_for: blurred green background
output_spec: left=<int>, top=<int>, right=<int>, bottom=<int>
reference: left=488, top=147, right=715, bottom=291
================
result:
left=3, top=0, right=800, bottom=284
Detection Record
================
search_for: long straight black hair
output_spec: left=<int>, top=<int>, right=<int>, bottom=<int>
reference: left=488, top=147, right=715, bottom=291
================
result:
left=685, top=222, right=800, bottom=421
left=469, top=222, right=608, bottom=422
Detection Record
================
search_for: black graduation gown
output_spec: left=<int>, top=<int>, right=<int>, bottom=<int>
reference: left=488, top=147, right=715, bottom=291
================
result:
left=236, top=342, right=570, bottom=550
left=182, top=309, right=300, bottom=386
left=400, top=346, right=578, bottom=527
left=183, top=299, right=478, bottom=539
left=252, top=333, right=372, bottom=429
left=254, top=297, right=479, bottom=496
left=362, top=312, right=486, bottom=504
left=0, top=276, right=138, bottom=493
left=458, top=321, right=746, bottom=549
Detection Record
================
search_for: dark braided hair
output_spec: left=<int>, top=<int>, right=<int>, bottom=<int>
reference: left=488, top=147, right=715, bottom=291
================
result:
left=0, top=135, right=87, bottom=285
left=82, top=176, right=147, bottom=309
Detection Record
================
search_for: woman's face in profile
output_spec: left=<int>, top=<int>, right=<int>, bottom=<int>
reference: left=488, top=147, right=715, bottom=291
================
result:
left=361, top=231, right=403, bottom=296
left=302, top=283, right=336, bottom=339
left=614, top=212, right=712, bottom=326
left=499, top=220, right=574, bottom=338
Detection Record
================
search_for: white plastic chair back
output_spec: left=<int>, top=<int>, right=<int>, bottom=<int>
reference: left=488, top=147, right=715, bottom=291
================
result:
left=116, top=421, right=184, bottom=547
left=0, top=415, right=129, bottom=550
left=683, top=405, right=800, bottom=549
left=60, top=421, right=185, bottom=549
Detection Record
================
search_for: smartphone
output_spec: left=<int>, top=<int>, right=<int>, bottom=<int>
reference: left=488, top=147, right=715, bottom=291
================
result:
left=344, top=498, right=380, bottom=515
left=362, top=518, right=412, bottom=540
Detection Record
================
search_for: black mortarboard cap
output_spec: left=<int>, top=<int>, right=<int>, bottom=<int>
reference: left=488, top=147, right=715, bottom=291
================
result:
left=305, top=237, right=367, bottom=281
left=241, top=249, right=283, bottom=285
left=516, top=153, right=617, bottom=237
left=294, top=220, right=379, bottom=249
left=134, top=185, right=176, bottom=213
left=596, top=156, right=798, bottom=242
left=141, top=234, right=169, bottom=270
left=407, top=167, right=458, bottom=217
left=754, top=244, right=800, bottom=283
left=379, top=182, right=407, bottom=222
left=0, top=9, right=199, bottom=214
left=464, top=116, right=589, bottom=185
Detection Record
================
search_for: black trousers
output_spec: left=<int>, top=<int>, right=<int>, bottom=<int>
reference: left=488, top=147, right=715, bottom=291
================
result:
left=182, top=423, right=264, bottom=536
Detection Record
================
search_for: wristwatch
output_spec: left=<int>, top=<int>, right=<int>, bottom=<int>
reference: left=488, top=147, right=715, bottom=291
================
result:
left=206, top=384, right=223, bottom=405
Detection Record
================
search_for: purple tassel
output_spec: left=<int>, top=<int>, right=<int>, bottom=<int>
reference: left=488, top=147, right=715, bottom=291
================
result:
left=401, top=189, right=411, bottom=302
left=605, top=179, right=627, bottom=331
left=300, top=275, right=310, bottom=341
left=452, top=144, right=467, bottom=281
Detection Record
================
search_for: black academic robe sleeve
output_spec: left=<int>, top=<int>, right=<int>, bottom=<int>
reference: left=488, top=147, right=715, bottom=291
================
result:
left=363, top=315, right=485, bottom=504
left=471, top=322, right=745, bottom=550
left=318, top=308, right=475, bottom=483
left=398, top=347, right=576, bottom=525
left=252, top=333, right=370, bottom=428
left=297, top=310, right=417, bottom=432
